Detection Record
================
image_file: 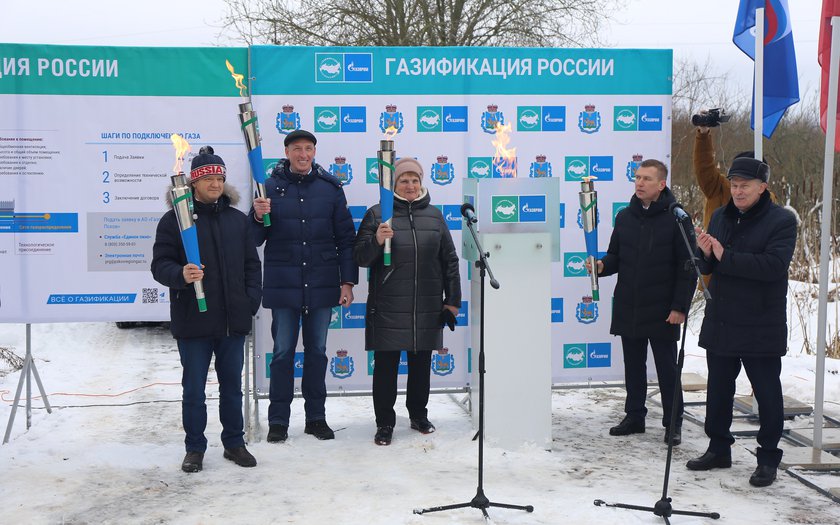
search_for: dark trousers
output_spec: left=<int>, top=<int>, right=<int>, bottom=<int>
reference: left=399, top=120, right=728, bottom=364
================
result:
left=268, top=307, right=331, bottom=426
left=372, top=350, right=432, bottom=427
left=620, top=336, right=683, bottom=428
left=704, top=352, right=784, bottom=467
left=177, top=335, right=246, bottom=453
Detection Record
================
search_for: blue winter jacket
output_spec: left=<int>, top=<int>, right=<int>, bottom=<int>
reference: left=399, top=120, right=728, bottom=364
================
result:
left=249, top=159, right=358, bottom=309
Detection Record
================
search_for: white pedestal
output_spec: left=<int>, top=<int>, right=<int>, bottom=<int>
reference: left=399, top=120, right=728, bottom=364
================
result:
left=470, top=232, right=552, bottom=450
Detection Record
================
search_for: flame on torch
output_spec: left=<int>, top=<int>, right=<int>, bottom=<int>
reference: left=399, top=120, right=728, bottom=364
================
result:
left=225, top=59, right=248, bottom=97
left=171, top=133, right=191, bottom=174
left=383, top=125, right=398, bottom=140
left=492, top=122, right=517, bottom=177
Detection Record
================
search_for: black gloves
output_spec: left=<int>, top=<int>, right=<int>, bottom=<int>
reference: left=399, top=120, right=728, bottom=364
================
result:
left=440, top=308, right=457, bottom=331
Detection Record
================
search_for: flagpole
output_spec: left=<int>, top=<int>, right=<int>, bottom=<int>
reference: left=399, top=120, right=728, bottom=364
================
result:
left=754, top=7, right=764, bottom=160
left=814, top=16, right=840, bottom=452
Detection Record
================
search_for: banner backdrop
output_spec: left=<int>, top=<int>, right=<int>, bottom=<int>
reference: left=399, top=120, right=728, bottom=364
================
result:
left=0, top=44, right=672, bottom=390
left=0, top=43, right=250, bottom=323
left=248, top=46, right=673, bottom=393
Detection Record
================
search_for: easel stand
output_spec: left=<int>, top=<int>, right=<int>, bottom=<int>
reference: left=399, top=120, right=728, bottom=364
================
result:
left=3, top=324, right=52, bottom=444
left=414, top=217, right=533, bottom=520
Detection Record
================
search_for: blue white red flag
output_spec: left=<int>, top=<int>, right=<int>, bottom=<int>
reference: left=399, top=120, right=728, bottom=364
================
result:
left=733, top=0, right=800, bottom=138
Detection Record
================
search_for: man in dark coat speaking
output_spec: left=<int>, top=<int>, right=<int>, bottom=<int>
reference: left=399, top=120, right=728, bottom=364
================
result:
left=686, top=157, right=797, bottom=488
left=588, top=158, right=696, bottom=446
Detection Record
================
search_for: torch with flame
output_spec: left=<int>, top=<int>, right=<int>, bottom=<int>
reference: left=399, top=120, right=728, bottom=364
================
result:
left=226, top=59, right=271, bottom=227
left=492, top=122, right=517, bottom=178
left=578, top=176, right=599, bottom=301
left=377, top=126, right=397, bottom=266
left=169, top=134, right=207, bottom=312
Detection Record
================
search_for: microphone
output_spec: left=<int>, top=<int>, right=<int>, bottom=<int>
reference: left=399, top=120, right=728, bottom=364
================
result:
left=460, top=202, right=478, bottom=224
left=668, top=202, right=691, bottom=223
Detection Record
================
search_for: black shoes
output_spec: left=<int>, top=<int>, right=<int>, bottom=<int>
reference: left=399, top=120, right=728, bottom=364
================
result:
left=374, top=426, right=394, bottom=446
left=609, top=417, right=645, bottom=436
left=224, top=446, right=257, bottom=468
left=267, top=424, right=289, bottom=443
left=181, top=451, right=204, bottom=473
left=304, top=420, right=335, bottom=440
left=749, top=465, right=777, bottom=487
left=664, top=427, right=682, bottom=446
left=686, top=450, right=732, bottom=471
left=410, top=418, right=436, bottom=434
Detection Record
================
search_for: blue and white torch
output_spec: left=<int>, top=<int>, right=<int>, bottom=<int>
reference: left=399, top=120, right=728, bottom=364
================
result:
left=170, top=134, right=207, bottom=312
left=579, top=177, right=599, bottom=301
left=227, top=60, right=271, bottom=227
left=377, top=135, right=395, bottom=266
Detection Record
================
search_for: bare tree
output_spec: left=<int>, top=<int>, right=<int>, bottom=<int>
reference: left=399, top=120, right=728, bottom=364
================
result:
left=221, top=0, right=623, bottom=47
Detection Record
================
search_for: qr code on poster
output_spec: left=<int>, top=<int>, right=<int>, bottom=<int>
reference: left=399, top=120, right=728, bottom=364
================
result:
left=142, top=288, right=159, bottom=304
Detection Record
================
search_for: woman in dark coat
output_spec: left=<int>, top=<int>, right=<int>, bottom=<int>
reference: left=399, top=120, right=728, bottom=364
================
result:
left=353, top=157, right=461, bottom=445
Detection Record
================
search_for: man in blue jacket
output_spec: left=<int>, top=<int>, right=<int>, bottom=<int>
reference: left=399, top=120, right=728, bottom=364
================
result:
left=686, top=157, right=797, bottom=488
left=152, top=146, right=262, bottom=473
left=251, top=130, right=358, bottom=442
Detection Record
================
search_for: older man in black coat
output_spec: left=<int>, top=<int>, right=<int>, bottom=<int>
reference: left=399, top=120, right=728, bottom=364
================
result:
left=686, top=157, right=797, bottom=488
left=590, top=159, right=696, bottom=447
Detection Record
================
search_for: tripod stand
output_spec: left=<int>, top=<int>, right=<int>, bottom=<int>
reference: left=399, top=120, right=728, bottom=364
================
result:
left=4, top=324, right=52, bottom=444
left=594, top=210, right=719, bottom=524
left=414, top=212, right=533, bottom=520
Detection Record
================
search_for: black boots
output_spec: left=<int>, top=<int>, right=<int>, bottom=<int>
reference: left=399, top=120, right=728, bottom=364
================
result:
left=181, top=451, right=204, bottom=473
left=749, top=465, right=777, bottom=487
left=267, top=424, right=289, bottom=443
left=223, top=446, right=257, bottom=468
left=304, top=420, right=336, bottom=440
left=686, top=451, right=732, bottom=471
left=609, top=417, right=645, bottom=436
left=374, top=426, right=394, bottom=446
left=410, top=418, right=436, bottom=434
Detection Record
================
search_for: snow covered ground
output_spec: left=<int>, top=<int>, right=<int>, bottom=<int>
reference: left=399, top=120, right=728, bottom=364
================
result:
left=2, top=299, right=840, bottom=524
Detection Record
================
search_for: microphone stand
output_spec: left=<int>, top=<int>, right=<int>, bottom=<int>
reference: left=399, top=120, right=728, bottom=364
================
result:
left=594, top=215, right=719, bottom=524
left=415, top=215, right=533, bottom=520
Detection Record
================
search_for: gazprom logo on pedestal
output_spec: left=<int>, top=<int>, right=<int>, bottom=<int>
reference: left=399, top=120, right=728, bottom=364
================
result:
left=551, top=297, right=564, bottom=323
left=517, top=106, right=566, bottom=132
left=520, top=195, right=547, bottom=223
left=491, top=195, right=518, bottom=223
left=315, top=52, right=373, bottom=83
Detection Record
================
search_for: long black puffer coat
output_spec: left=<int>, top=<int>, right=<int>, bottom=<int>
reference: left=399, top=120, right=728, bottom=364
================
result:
left=353, top=189, right=461, bottom=352
left=698, top=190, right=797, bottom=357
left=152, top=186, right=262, bottom=340
left=600, top=186, right=697, bottom=340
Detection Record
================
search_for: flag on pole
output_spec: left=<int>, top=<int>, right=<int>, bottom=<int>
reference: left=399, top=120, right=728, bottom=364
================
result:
left=733, top=0, right=800, bottom=138
left=820, top=0, right=840, bottom=151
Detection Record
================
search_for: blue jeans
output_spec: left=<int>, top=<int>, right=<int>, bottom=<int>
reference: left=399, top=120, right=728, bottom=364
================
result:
left=268, top=307, right=331, bottom=426
left=177, top=336, right=246, bottom=452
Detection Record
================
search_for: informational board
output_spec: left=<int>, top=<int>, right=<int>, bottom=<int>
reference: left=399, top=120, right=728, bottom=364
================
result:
left=248, top=46, right=673, bottom=392
left=0, top=44, right=251, bottom=323
left=1, top=44, right=672, bottom=389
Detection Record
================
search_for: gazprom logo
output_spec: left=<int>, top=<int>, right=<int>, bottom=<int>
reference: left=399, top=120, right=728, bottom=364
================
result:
left=614, top=105, right=663, bottom=131
left=565, top=156, right=613, bottom=181
left=564, top=252, right=588, bottom=277
left=340, top=303, right=366, bottom=329
left=588, top=343, right=611, bottom=367
left=519, top=195, right=547, bottom=223
left=551, top=297, right=564, bottom=323
left=315, top=106, right=366, bottom=132
left=517, top=105, right=566, bottom=132
left=315, top=53, right=372, bottom=83
left=418, top=106, right=468, bottom=132
left=435, top=204, right=463, bottom=231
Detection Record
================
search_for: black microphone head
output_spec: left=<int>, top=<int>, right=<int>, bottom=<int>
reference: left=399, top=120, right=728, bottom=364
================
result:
left=460, top=202, right=475, bottom=216
left=668, top=201, right=682, bottom=213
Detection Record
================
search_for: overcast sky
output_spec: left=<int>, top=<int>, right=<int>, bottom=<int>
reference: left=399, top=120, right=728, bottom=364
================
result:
left=0, top=0, right=822, bottom=102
